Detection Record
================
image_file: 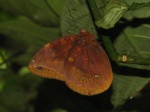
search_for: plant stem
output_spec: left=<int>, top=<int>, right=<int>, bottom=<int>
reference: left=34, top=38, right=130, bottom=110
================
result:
left=86, top=0, right=150, bottom=65
left=86, top=0, right=102, bottom=20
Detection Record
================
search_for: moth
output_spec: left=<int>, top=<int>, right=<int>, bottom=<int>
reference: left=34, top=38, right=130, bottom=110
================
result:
left=28, top=29, right=113, bottom=96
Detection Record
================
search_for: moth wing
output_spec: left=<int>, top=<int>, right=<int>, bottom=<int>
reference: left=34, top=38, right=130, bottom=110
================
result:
left=28, top=35, right=77, bottom=81
left=64, top=36, right=113, bottom=95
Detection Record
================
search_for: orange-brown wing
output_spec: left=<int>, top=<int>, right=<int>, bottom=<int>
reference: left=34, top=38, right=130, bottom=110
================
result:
left=28, top=35, right=79, bottom=81
left=63, top=33, right=113, bottom=96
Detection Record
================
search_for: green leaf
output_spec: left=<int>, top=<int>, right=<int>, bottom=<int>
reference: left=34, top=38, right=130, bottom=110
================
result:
left=0, top=16, right=60, bottom=45
left=96, top=0, right=128, bottom=29
left=111, top=74, right=150, bottom=108
left=129, top=2, right=150, bottom=10
left=50, top=108, right=68, bottom=112
left=0, top=10, right=17, bottom=22
left=0, top=49, right=7, bottom=69
left=18, top=67, right=30, bottom=76
left=47, top=0, right=67, bottom=16
left=0, top=75, right=42, bottom=112
left=60, top=0, right=98, bottom=38
left=0, top=0, right=59, bottom=26
left=0, top=16, right=60, bottom=65
left=114, top=23, right=150, bottom=69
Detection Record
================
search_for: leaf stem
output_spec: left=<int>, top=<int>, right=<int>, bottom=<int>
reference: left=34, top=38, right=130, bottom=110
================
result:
left=86, top=0, right=150, bottom=65
left=86, top=0, right=101, bottom=20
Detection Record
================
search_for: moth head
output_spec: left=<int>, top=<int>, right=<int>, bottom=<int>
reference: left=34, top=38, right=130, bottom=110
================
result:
left=28, top=54, right=65, bottom=81
left=28, top=57, right=45, bottom=75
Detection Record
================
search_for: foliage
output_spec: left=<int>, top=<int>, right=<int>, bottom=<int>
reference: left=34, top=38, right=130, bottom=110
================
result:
left=0, top=0, right=150, bottom=112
